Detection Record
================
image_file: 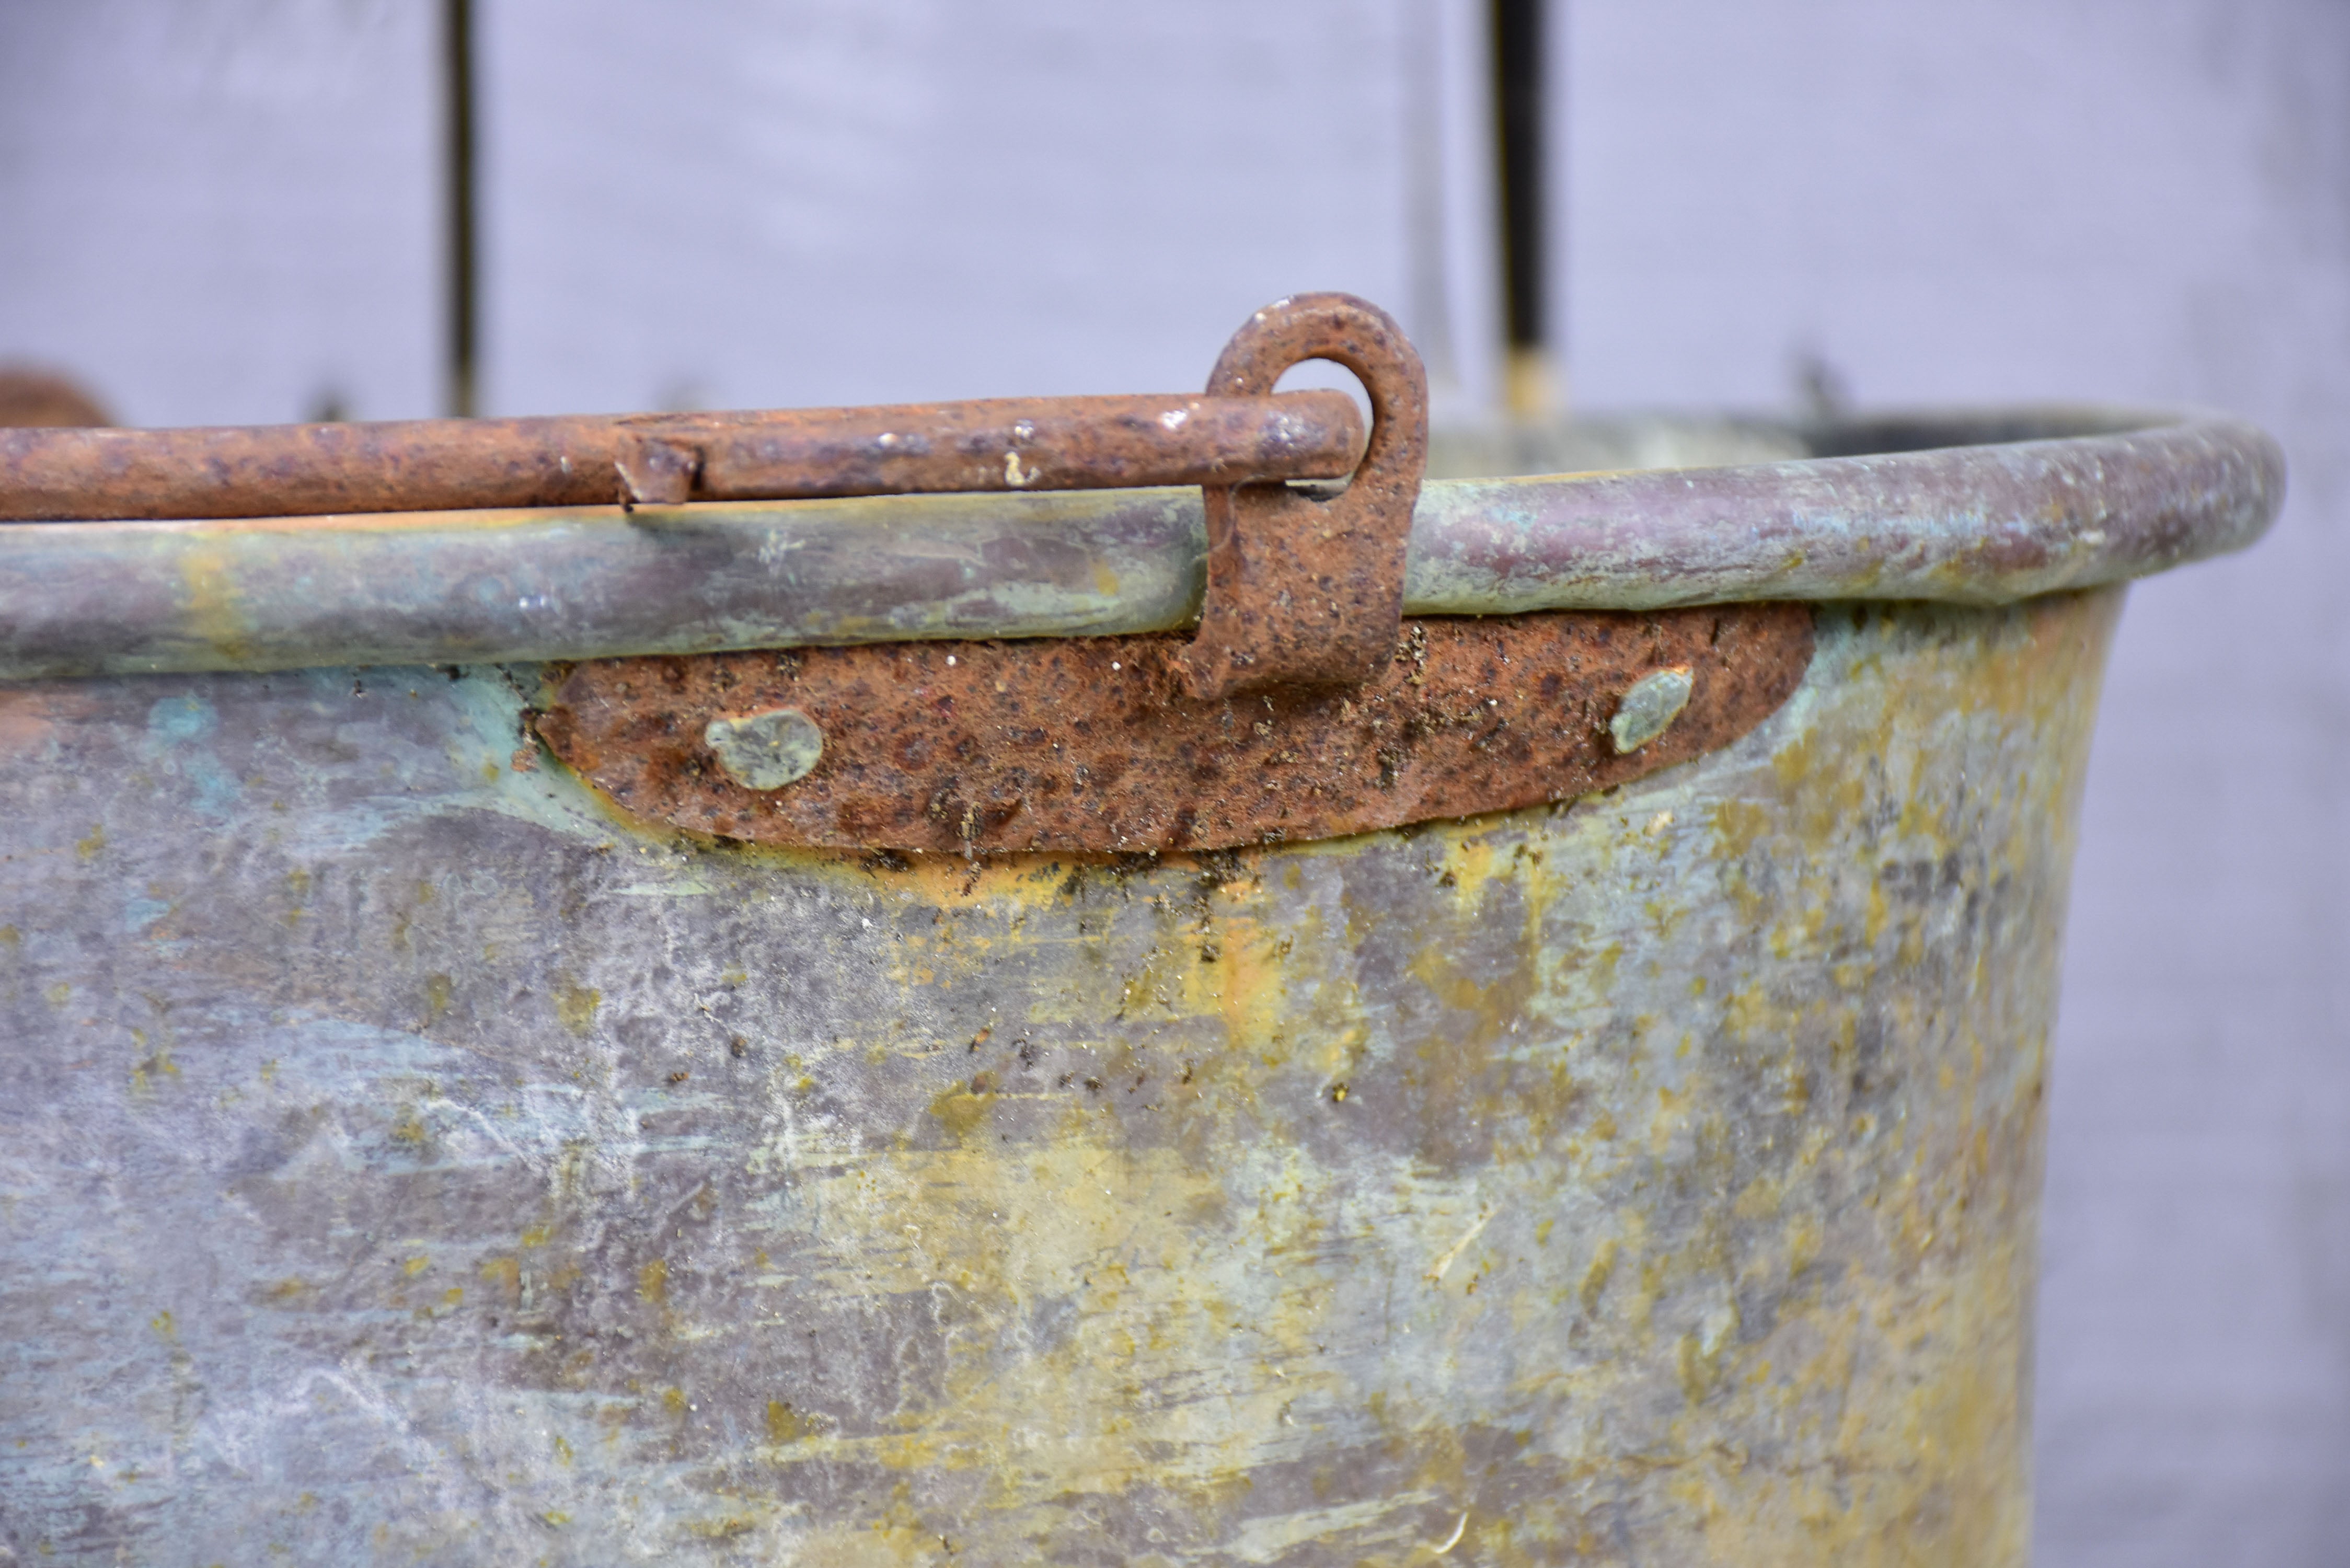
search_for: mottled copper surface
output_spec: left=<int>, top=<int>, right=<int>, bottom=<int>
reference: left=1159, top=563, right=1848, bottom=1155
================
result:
left=0, top=390, right=1364, bottom=522
left=1177, top=294, right=1427, bottom=700
left=0, top=594, right=2119, bottom=1563
left=535, top=604, right=1814, bottom=852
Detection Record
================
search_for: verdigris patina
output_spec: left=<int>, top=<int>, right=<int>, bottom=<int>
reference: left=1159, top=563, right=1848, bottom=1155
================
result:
left=2, top=590, right=2114, bottom=1564
left=0, top=399, right=2280, bottom=1563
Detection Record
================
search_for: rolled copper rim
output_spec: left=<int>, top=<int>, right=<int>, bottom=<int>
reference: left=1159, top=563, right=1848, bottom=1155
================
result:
left=0, top=408, right=2285, bottom=680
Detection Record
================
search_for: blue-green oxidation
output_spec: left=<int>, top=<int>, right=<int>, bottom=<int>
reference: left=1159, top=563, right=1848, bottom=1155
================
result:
left=1609, top=664, right=1695, bottom=754
left=704, top=707, right=824, bottom=790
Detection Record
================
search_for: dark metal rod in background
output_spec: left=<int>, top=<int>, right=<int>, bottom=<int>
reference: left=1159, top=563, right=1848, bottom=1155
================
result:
left=1491, top=0, right=1553, bottom=416
left=444, top=0, right=478, bottom=418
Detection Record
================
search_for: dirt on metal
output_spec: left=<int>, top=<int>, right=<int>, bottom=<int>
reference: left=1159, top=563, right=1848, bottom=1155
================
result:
left=534, top=605, right=1814, bottom=854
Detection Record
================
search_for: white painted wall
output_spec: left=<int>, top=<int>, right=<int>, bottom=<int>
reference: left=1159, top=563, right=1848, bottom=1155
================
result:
left=3, top=3, right=2344, bottom=1561
left=474, top=0, right=1474, bottom=416
left=0, top=0, right=438, bottom=426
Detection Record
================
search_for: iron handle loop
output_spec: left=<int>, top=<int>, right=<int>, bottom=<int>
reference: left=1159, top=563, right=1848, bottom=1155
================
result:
left=1177, top=293, right=1431, bottom=702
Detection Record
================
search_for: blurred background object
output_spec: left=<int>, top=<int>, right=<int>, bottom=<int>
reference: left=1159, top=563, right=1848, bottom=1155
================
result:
left=0, top=366, right=110, bottom=428
left=2, top=1, right=2344, bottom=1563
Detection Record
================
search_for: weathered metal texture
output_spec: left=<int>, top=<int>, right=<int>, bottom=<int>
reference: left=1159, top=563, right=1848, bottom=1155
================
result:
left=0, top=409, right=2277, bottom=679
left=0, top=589, right=2121, bottom=1563
left=1179, top=294, right=1426, bottom=699
left=535, top=606, right=1813, bottom=854
left=0, top=390, right=1365, bottom=521
left=1405, top=408, right=2283, bottom=613
left=523, top=291, right=1445, bottom=849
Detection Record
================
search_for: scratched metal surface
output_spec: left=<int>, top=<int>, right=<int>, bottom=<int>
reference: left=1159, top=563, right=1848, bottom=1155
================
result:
left=0, top=587, right=2117, bottom=1564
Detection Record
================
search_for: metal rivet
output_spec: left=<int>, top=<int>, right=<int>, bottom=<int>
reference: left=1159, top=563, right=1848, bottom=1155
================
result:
left=704, top=708, right=824, bottom=790
left=1609, top=666, right=1694, bottom=755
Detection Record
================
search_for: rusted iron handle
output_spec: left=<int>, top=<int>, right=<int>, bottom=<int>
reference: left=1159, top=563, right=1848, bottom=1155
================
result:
left=1178, top=294, right=1429, bottom=701
left=0, top=391, right=1366, bottom=523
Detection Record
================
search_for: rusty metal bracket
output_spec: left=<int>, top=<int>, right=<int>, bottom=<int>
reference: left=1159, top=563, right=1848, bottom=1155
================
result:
left=535, top=604, right=1814, bottom=855
left=527, top=297, right=1809, bottom=853
left=0, top=293, right=1815, bottom=849
left=1177, top=293, right=1428, bottom=700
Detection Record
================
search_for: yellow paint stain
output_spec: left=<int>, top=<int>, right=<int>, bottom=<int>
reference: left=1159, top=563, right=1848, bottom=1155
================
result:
left=766, top=1399, right=821, bottom=1444
left=1435, top=835, right=1508, bottom=904
left=1719, top=981, right=1786, bottom=1044
left=1710, top=799, right=1771, bottom=858
left=554, top=982, right=601, bottom=1034
left=421, top=973, right=453, bottom=1025
left=1733, top=1172, right=1783, bottom=1223
left=1578, top=1239, right=1618, bottom=1312
left=1787, top=1210, right=1825, bottom=1277
left=928, top=1077, right=996, bottom=1142
left=176, top=544, right=257, bottom=665
left=75, top=825, right=104, bottom=862
left=1211, top=912, right=1293, bottom=1057
left=639, top=1258, right=669, bottom=1304
left=128, top=1040, right=181, bottom=1093
left=1648, top=1085, right=1690, bottom=1154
